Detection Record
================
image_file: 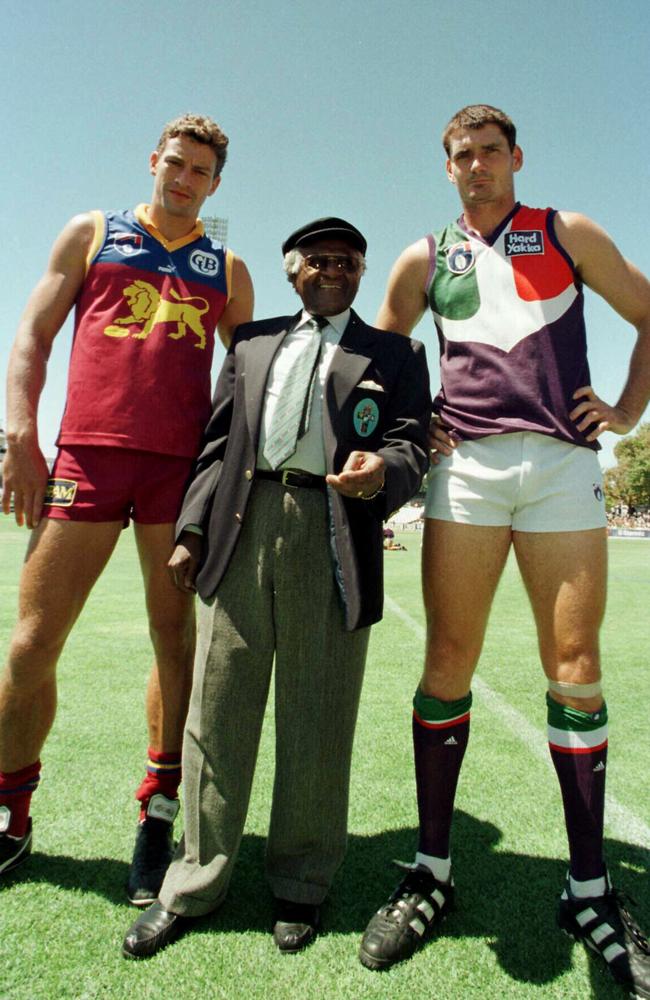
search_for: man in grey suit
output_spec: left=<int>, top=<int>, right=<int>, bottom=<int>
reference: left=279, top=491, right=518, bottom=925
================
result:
left=122, top=217, right=431, bottom=960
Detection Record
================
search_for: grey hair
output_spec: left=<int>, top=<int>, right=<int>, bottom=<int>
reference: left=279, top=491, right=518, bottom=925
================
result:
left=283, top=249, right=305, bottom=280
left=282, top=248, right=367, bottom=283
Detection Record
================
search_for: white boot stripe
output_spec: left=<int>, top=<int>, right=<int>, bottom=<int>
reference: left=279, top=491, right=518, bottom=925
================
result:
left=591, top=922, right=615, bottom=946
left=432, top=889, right=446, bottom=909
left=416, top=900, right=434, bottom=921
left=409, top=916, right=426, bottom=936
left=602, top=941, right=626, bottom=963
left=576, top=906, right=598, bottom=927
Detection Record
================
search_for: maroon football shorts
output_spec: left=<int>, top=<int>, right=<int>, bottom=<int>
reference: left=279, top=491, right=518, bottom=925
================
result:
left=43, top=445, right=194, bottom=525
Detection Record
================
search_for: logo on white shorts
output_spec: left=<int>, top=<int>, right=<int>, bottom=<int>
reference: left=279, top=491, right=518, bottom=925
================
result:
left=593, top=484, right=604, bottom=502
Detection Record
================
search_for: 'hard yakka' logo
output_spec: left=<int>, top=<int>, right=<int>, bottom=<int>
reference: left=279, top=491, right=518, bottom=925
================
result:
left=505, top=230, right=544, bottom=256
left=104, top=280, right=209, bottom=349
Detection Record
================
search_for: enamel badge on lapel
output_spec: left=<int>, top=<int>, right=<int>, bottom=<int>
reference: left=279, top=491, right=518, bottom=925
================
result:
left=354, top=398, right=379, bottom=437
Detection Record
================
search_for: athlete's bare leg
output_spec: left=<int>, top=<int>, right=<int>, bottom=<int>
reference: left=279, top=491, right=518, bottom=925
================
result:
left=421, top=519, right=513, bottom=697
left=513, top=528, right=607, bottom=712
left=134, top=523, right=195, bottom=754
left=0, top=519, right=123, bottom=772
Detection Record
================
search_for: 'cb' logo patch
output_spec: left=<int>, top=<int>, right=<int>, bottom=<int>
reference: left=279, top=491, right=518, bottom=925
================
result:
left=354, top=398, right=379, bottom=437
left=189, top=249, right=220, bottom=276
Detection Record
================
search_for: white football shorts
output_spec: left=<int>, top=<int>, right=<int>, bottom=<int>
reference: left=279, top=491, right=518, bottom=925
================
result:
left=424, top=431, right=606, bottom=532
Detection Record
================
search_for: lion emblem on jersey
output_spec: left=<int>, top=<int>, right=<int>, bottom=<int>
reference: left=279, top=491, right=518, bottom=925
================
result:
left=104, top=280, right=210, bottom=349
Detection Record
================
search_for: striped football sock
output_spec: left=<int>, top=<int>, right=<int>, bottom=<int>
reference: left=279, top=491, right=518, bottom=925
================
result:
left=413, top=688, right=471, bottom=858
left=547, top=693, right=608, bottom=882
left=0, top=760, right=41, bottom=837
left=134, top=748, right=182, bottom=821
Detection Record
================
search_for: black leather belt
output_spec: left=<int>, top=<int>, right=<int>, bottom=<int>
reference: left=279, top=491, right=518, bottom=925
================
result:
left=255, top=468, right=327, bottom=491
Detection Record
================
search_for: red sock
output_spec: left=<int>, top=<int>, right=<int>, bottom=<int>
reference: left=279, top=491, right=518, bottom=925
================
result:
left=135, top=748, right=181, bottom=821
left=0, top=761, right=41, bottom=837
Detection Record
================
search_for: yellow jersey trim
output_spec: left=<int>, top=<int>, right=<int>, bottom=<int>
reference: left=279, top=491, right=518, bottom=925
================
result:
left=134, top=203, right=205, bottom=252
left=85, top=211, right=107, bottom=275
left=225, top=248, right=234, bottom=304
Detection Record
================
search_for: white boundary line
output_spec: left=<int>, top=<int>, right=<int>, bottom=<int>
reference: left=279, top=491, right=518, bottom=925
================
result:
left=384, top=594, right=650, bottom=852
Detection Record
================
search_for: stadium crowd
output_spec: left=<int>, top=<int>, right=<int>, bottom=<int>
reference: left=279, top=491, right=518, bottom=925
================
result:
left=607, top=508, right=650, bottom=529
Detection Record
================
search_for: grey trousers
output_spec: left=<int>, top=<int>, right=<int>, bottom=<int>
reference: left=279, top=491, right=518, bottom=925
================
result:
left=160, top=480, right=370, bottom=916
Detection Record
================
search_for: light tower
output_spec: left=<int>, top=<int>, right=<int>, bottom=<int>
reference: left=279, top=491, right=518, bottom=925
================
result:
left=201, top=216, right=229, bottom=244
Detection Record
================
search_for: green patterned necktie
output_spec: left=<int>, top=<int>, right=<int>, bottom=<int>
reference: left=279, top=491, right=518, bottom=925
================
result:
left=262, top=315, right=326, bottom=470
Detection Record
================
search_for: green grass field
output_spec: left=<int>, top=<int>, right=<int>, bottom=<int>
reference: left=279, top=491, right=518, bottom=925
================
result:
left=1, top=519, right=648, bottom=1000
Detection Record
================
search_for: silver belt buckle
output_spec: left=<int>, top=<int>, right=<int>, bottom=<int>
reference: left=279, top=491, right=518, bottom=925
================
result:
left=281, top=469, right=298, bottom=488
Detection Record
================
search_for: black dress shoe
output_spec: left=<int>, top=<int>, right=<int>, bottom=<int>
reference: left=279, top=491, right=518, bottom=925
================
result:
left=122, top=900, right=188, bottom=959
left=272, top=899, right=321, bottom=953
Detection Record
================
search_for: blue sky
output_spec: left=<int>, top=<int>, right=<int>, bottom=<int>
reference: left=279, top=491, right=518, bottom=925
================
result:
left=2, top=0, right=649, bottom=468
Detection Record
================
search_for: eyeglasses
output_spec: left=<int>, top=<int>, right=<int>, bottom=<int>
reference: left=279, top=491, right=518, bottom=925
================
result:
left=303, top=254, right=363, bottom=274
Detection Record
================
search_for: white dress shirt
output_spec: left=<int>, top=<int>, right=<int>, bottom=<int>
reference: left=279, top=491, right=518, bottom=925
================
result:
left=183, top=310, right=350, bottom=538
left=256, top=309, right=349, bottom=475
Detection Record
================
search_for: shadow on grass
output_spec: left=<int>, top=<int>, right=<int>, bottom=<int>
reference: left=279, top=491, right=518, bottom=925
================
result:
left=0, top=852, right=132, bottom=906
left=3, top=811, right=647, bottom=997
left=332, top=812, right=648, bottom=997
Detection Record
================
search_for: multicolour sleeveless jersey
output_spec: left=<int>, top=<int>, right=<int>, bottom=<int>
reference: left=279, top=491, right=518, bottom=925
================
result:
left=426, top=203, right=598, bottom=450
left=57, top=205, right=233, bottom=458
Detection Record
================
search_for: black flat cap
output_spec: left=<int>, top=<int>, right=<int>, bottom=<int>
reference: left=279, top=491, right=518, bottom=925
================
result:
left=282, top=217, right=367, bottom=255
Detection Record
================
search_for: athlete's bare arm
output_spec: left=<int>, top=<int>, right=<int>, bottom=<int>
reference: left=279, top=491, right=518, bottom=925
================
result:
left=3, top=214, right=96, bottom=528
left=376, top=238, right=451, bottom=460
left=555, top=211, right=650, bottom=441
left=375, top=239, right=430, bottom=336
left=217, top=254, right=254, bottom=348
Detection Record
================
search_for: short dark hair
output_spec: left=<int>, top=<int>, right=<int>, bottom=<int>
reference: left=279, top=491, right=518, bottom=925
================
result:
left=442, top=105, right=516, bottom=155
left=156, top=114, right=229, bottom=177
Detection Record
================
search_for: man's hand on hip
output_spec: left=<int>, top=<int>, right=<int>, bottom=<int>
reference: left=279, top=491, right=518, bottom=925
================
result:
left=570, top=385, right=636, bottom=440
left=428, top=415, right=455, bottom=465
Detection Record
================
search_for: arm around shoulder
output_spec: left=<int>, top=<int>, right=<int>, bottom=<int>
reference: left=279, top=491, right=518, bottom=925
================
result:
left=175, top=342, right=239, bottom=534
left=375, top=238, right=430, bottom=336
left=378, top=337, right=432, bottom=516
left=217, top=254, right=254, bottom=348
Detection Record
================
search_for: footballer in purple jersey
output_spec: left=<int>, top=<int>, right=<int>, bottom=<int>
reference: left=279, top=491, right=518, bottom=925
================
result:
left=359, top=104, right=650, bottom=1000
